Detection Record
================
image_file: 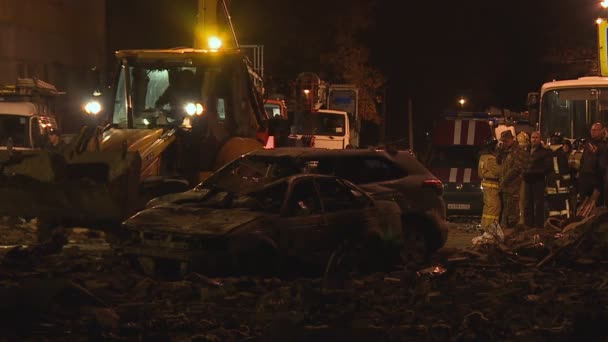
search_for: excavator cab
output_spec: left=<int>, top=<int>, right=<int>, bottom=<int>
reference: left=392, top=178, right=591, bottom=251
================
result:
left=103, top=49, right=268, bottom=184
left=0, top=48, right=268, bottom=232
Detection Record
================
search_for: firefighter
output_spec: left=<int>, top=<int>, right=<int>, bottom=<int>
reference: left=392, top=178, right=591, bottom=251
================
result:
left=478, top=137, right=502, bottom=231
left=516, top=131, right=530, bottom=225
left=522, top=131, right=551, bottom=228
left=579, top=122, right=606, bottom=206
left=546, top=132, right=573, bottom=220
left=497, top=130, right=527, bottom=228
left=45, top=128, right=66, bottom=154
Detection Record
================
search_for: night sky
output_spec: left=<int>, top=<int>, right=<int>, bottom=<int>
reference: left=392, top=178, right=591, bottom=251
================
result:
left=107, top=0, right=601, bottom=146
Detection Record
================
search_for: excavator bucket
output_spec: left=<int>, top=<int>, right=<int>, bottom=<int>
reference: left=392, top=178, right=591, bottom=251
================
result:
left=0, top=148, right=142, bottom=225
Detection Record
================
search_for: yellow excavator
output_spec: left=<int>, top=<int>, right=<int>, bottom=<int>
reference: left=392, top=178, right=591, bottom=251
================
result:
left=0, top=0, right=268, bottom=239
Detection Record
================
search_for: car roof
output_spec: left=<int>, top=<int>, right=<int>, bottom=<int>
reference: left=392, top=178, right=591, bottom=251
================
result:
left=249, top=147, right=389, bottom=158
left=246, top=147, right=433, bottom=176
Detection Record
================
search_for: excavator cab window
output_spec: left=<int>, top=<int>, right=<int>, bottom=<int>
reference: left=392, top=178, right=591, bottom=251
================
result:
left=112, top=63, right=203, bottom=128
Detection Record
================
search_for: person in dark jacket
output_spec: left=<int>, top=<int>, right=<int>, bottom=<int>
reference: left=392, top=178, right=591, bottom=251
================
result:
left=45, top=128, right=66, bottom=154
left=579, top=122, right=607, bottom=206
left=522, top=131, right=551, bottom=228
left=546, top=132, right=573, bottom=220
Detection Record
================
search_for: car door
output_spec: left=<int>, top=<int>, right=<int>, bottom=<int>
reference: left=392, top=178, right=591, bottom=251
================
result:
left=279, top=177, right=326, bottom=263
left=314, top=177, right=377, bottom=248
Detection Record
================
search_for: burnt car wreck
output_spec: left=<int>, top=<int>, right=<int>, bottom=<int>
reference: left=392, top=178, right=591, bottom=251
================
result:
left=120, top=173, right=443, bottom=277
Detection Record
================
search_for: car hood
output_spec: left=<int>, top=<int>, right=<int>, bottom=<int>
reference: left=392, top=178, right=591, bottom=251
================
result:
left=123, top=205, right=264, bottom=236
left=146, top=189, right=210, bottom=208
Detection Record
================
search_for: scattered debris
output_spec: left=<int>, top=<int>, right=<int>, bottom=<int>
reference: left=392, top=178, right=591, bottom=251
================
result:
left=0, top=214, right=607, bottom=340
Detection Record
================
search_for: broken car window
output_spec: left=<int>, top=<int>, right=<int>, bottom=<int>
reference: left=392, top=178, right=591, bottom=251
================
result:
left=288, top=178, right=321, bottom=216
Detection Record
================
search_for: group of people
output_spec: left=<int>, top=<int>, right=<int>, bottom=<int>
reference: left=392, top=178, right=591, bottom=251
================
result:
left=478, top=122, right=607, bottom=231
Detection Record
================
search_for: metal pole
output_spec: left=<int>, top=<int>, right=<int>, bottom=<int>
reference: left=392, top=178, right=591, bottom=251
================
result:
left=380, top=86, right=387, bottom=144
left=408, top=97, right=414, bottom=151
left=220, top=0, right=239, bottom=48
left=261, top=45, right=264, bottom=79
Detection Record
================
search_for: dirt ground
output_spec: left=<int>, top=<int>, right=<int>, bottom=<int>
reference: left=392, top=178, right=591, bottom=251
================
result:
left=1, top=216, right=608, bottom=341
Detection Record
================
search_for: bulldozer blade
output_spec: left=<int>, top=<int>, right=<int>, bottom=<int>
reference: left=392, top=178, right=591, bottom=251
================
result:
left=0, top=149, right=142, bottom=225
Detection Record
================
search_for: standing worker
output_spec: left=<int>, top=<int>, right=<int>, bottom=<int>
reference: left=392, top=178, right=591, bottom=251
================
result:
left=497, top=130, right=526, bottom=228
left=516, top=131, right=530, bottom=225
left=579, top=122, right=606, bottom=207
left=522, top=131, right=551, bottom=228
left=45, top=128, right=66, bottom=153
left=546, top=132, right=573, bottom=220
left=478, top=137, right=502, bottom=231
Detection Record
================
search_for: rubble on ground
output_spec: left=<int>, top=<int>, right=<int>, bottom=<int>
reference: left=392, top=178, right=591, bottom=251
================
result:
left=1, top=216, right=608, bottom=340
left=471, top=208, right=608, bottom=268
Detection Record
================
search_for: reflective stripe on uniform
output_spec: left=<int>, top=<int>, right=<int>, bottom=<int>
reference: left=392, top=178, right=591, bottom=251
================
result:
left=482, top=214, right=499, bottom=220
left=481, top=180, right=499, bottom=188
left=562, top=174, right=571, bottom=180
left=549, top=210, right=569, bottom=217
left=565, top=200, right=571, bottom=219
left=545, top=187, right=570, bottom=195
left=553, top=157, right=559, bottom=174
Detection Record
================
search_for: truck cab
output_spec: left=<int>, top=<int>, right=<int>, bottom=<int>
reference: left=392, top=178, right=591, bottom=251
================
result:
left=290, top=109, right=350, bottom=149
left=0, top=78, right=62, bottom=151
left=0, top=102, right=58, bottom=150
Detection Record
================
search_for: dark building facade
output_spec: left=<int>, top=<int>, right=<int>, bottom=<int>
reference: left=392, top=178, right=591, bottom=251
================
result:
left=0, top=0, right=106, bottom=132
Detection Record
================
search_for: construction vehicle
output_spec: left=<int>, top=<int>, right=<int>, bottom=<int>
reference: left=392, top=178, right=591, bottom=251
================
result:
left=264, top=98, right=288, bottom=120
left=0, top=78, right=62, bottom=150
left=0, top=0, right=268, bottom=237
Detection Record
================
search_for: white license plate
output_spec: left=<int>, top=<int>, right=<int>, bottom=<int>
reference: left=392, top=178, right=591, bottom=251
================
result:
left=447, top=203, right=471, bottom=210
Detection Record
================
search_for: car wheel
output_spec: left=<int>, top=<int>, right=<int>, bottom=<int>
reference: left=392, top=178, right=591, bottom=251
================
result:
left=136, top=256, right=156, bottom=277
left=401, top=228, right=429, bottom=271
left=324, top=240, right=366, bottom=288
left=239, top=245, right=280, bottom=276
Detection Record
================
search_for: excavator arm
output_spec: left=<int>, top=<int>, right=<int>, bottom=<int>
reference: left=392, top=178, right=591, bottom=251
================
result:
left=195, top=0, right=239, bottom=49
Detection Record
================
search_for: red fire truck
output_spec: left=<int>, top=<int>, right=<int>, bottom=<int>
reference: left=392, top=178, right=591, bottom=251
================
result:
left=424, top=112, right=496, bottom=216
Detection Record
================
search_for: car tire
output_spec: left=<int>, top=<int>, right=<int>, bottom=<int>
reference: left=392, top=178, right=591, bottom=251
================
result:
left=324, top=240, right=370, bottom=288
left=136, top=256, right=157, bottom=277
left=239, top=244, right=280, bottom=276
left=400, top=227, right=430, bottom=271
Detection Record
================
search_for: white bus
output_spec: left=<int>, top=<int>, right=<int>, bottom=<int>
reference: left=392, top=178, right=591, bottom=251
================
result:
left=535, top=76, right=608, bottom=140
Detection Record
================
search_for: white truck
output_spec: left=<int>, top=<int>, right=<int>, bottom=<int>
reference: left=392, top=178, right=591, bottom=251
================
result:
left=291, top=73, right=359, bottom=148
left=290, top=109, right=350, bottom=149
left=0, top=78, right=61, bottom=150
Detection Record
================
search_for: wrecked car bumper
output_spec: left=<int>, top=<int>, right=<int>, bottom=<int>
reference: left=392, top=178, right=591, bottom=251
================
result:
left=122, top=244, right=234, bottom=272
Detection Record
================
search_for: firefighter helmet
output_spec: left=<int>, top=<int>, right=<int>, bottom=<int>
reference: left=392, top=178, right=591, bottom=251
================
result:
left=573, top=138, right=586, bottom=151
left=550, top=132, right=564, bottom=145
left=516, top=131, right=529, bottom=145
